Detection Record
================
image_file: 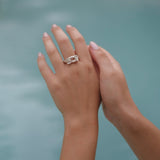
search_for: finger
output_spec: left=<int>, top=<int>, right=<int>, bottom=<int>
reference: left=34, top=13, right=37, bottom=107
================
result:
left=66, top=25, right=91, bottom=61
left=87, top=45, right=99, bottom=73
left=89, top=41, right=112, bottom=71
left=51, top=24, right=75, bottom=59
left=37, top=52, right=55, bottom=86
left=100, top=47, right=119, bottom=65
left=43, top=32, right=63, bottom=72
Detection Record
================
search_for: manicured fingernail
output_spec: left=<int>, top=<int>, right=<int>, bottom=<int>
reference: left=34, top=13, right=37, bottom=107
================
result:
left=90, top=41, right=99, bottom=50
left=52, top=24, right=57, bottom=28
left=43, top=32, right=49, bottom=38
left=66, top=25, right=72, bottom=28
left=38, top=52, right=43, bottom=57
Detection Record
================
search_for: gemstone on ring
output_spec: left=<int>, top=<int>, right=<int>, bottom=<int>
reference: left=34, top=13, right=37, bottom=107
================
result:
left=63, top=55, right=79, bottom=64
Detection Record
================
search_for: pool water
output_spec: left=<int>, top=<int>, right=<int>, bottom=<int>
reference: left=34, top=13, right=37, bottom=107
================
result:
left=0, top=0, right=160, bottom=159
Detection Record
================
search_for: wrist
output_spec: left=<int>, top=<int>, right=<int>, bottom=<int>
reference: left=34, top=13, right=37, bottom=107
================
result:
left=61, top=114, right=98, bottom=160
left=60, top=109, right=99, bottom=160
left=111, top=102, right=144, bottom=132
left=63, top=113, right=99, bottom=140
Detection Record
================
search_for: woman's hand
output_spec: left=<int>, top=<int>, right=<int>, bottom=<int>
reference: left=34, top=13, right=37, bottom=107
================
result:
left=89, top=41, right=139, bottom=125
left=37, top=25, right=100, bottom=160
left=89, top=41, right=160, bottom=160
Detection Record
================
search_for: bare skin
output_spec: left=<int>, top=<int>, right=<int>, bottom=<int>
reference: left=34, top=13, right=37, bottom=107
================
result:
left=37, top=24, right=160, bottom=160
left=89, top=41, right=160, bottom=160
left=37, top=25, right=100, bottom=160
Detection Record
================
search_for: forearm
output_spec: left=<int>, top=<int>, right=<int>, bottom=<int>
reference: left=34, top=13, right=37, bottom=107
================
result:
left=114, top=104, right=160, bottom=160
left=60, top=115, right=98, bottom=160
left=88, top=41, right=160, bottom=159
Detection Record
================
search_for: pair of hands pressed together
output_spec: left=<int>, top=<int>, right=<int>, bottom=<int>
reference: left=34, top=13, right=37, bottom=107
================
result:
left=37, top=25, right=160, bottom=160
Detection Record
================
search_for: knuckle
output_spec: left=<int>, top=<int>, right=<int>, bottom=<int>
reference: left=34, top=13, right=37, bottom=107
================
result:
left=59, top=37, right=69, bottom=44
left=84, top=63, right=93, bottom=73
left=50, top=78, right=61, bottom=92
left=52, top=81, right=61, bottom=92
left=75, top=36, right=84, bottom=43
left=47, top=46, right=57, bottom=55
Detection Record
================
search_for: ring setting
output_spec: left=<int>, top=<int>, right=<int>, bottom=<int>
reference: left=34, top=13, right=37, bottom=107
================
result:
left=63, top=55, right=79, bottom=64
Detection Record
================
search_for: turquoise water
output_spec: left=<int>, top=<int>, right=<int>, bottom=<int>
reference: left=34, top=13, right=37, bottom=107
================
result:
left=0, top=0, right=160, bottom=159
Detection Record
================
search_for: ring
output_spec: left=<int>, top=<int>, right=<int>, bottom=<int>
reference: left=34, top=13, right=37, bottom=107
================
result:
left=63, top=55, right=79, bottom=64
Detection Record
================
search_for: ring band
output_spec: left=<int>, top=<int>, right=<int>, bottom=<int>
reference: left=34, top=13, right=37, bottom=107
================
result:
left=63, top=55, right=79, bottom=64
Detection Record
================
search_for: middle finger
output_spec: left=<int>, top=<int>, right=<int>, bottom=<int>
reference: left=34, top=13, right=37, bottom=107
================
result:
left=51, top=24, right=75, bottom=59
left=66, top=25, right=91, bottom=62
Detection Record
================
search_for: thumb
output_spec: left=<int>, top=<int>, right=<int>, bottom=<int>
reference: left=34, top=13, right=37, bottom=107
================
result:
left=89, top=41, right=111, bottom=70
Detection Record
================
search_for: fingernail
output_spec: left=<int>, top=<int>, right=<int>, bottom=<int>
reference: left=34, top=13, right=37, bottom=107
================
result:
left=66, top=25, right=72, bottom=28
left=43, top=32, right=49, bottom=38
left=90, top=41, right=99, bottom=50
left=38, top=52, right=43, bottom=57
left=52, top=24, right=57, bottom=28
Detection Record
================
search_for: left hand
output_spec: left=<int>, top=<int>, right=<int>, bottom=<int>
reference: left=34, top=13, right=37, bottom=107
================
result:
left=37, top=25, right=100, bottom=128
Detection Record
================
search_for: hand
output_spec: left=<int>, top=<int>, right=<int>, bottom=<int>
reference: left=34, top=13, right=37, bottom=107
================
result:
left=89, top=41, right=160, bottom=160
left=38, top=25, right=100, bottom=124
left=89, top=41, right=140, bottom=126
left=37, top=25, right=100, bottom=160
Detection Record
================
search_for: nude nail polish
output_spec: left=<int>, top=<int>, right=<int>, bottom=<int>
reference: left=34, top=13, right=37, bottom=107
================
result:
left=38, top=52, right=43, bottom=57
left=52, top=24, right=57, bottom=28
left=43, top=32, right=49, bottom=38
left=66, top=25, right=72, bottom=28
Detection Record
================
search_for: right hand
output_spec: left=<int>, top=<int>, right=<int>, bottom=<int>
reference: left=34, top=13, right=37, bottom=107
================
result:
left=89, top=41, right=140, bottom=126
